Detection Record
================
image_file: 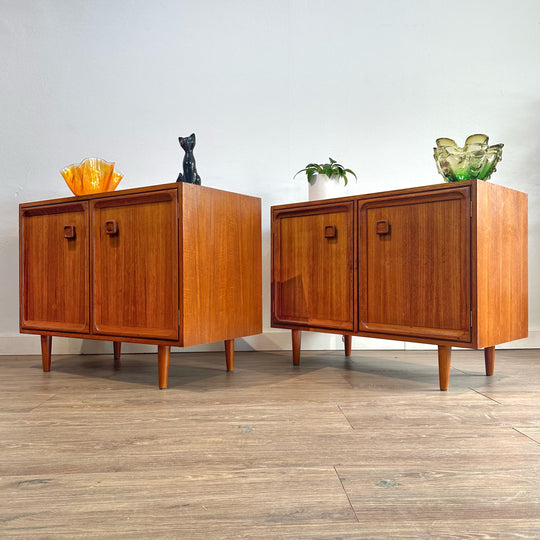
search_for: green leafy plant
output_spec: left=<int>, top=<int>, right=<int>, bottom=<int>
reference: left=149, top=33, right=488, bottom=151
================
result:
left=294, top=157, right=357, bottom=186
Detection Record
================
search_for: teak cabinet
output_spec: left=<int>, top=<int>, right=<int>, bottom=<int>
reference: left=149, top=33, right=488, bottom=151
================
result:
left=20, top=183, right=262, bottom=388
left=272, top=180, right=528, bottom=390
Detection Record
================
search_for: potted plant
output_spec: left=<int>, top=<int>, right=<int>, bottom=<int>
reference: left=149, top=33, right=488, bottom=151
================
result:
left=294, top=157, right=357, bottom=200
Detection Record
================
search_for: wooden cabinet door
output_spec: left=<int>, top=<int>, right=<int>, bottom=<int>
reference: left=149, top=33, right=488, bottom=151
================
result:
left=358, top=187, right=471, bottom=342
left=20, top=202, right=90, bottom=333
left=272, top=202, right=354, bottom=331
left=91, top=190, right=179, bottom=340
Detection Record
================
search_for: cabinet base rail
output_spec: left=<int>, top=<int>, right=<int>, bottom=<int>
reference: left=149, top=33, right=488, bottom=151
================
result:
left=290, top=330, right=496, bottom=391
left=39, top=335, right=236, bottom=389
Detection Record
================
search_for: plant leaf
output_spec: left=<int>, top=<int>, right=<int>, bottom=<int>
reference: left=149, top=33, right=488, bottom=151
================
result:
left=323, top=164, right=334, bottom=177
left=294, top=159, right=357, bottom=183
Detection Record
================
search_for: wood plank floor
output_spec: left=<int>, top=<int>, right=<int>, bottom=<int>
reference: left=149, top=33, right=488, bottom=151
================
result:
left=1, top=348, right=539, bottom=539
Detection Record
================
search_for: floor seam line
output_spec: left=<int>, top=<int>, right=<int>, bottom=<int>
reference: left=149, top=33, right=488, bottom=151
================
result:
left=333, top=465, right=359, bottom=523
left=337, top=404, right=355, bottom=430
left=513, top=427, right=540, bottom=446
left=469, top=388, right=503, bottom=404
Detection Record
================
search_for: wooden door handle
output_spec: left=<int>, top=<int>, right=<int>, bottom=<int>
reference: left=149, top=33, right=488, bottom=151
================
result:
left=324, top=225, right=337, bottom=238
left=375, top=220, right=390, bottom=235
left=64, top=225, right=76, bottom=239
left=105, top=220, right=118, bottom=235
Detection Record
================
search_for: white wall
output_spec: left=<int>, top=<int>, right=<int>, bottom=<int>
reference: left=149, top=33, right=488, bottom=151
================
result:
left=1, top=0, right=539, bottom=354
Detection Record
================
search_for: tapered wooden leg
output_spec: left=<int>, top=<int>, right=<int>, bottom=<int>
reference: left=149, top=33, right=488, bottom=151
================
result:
left=484, top=346, right=495, bottom=376
left=113, top=341, right=122, bottom=360
left=40, top=335, right=52, bottom=372
left=438, top=345, right=451, bottom=391
left=292, top=330, right=301, bottom=366
left=157, top=345, right=171, bottom=389
left=225, top=339, right=234, bottom=371
left=344, top=335, right=352, bottom=356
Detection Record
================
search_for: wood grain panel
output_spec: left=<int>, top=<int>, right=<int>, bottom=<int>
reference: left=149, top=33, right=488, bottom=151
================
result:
left=474, top=181, right=528, bottom=348
left=272, top=203, right=354, bottom=331
left=359, top=188, right=471, bottom=342
left=181, top=184, right=262, bottom=345
left=91, top=190, right=179, bottom=340
left=20, top=202, right=90, bottom=333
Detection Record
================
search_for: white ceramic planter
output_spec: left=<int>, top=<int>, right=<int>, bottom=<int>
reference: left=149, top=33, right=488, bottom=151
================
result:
left=308, top=174, right=345, bottom=201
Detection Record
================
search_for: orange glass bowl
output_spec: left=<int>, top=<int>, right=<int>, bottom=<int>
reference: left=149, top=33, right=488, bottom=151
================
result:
left=61, top=158, right=123, bottom=196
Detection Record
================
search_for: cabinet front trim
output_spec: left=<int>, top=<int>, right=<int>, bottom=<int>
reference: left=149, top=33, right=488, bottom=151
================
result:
left=272, top=202, right=355, bottom=332
left=358, top=187, right=471, bottom=343
left=20, top=201, right=91, bottom=334
left=90, top=189, right=180, bottom=341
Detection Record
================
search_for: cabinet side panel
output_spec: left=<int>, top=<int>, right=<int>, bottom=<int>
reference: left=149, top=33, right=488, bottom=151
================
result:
left=475, top=182, right=528, bottom=347
left=182, top=185, right=262, bottom=345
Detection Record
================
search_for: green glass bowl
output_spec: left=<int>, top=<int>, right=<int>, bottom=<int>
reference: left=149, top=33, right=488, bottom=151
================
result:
left=433, top=134, right=503, bottom=182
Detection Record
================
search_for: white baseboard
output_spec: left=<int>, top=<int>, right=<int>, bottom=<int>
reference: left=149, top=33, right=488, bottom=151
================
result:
left=1, top=329, right=538, bottom=356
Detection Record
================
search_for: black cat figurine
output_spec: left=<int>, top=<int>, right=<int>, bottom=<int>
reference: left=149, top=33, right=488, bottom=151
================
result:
left=176, top=133, right=201, bottom=185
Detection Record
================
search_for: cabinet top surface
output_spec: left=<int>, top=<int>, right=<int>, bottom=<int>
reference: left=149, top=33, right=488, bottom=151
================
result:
left=19, top=182, right=261, bottom=208
left=272, top=179, right=526, bottom=212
